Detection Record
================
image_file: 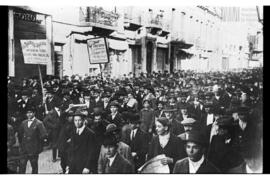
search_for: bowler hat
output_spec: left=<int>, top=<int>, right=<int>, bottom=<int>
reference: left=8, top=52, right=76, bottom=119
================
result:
left=156, top=117, right=171, bottom=128
left=237, top=106, right=250, bottom=115
left=216, top=115, right=233, bottom=126
left=71, top=110, right=87, bottom=117
left=25, top=106, right=36, bottom=113
left=103, top=134, right=118, bottom=147
left=204, top=102, right=214, bottom=108
left=163, top=105, right=177, bottom=112
left=105, top=123, right=121, bottom=134
left=93, top=110, right=103, bottom=116
left=185, top=130, right=207, bottom=146
left=109, top=101, right=120, bottom=108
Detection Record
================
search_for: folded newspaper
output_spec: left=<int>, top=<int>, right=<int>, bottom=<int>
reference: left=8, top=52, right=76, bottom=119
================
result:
left=138, top=154, right=170, bottom=173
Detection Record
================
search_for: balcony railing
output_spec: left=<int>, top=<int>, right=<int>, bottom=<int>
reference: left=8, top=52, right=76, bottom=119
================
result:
left=124, top=13, right=142, bottom=25
left=79, top=7, right=119, bottom=28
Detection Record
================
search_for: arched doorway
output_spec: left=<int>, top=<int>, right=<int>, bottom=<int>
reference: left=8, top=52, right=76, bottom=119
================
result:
left=146, top=41, right=153, bottom=73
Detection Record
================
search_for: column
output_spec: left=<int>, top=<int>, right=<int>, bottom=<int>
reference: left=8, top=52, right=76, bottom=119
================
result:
left=8, top=8, right=15, bottom=77
left=46, top=15, right=54, bottom=75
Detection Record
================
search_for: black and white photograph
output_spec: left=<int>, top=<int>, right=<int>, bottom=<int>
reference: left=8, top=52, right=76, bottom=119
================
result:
left=6, top=1, right=263, bottom=174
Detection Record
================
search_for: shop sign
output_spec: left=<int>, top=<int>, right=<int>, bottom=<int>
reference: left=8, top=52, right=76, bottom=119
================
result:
left=14, top=9, right=45, bottom=25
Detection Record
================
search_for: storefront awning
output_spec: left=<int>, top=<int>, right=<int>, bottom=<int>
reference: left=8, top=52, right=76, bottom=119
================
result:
left=171, top=40, right=193, bottom=49
left=108, top=39, right=129, bottom=51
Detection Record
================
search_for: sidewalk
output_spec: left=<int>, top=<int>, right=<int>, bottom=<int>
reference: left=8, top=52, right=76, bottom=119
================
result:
left=26, top=149, right=62, bottom=174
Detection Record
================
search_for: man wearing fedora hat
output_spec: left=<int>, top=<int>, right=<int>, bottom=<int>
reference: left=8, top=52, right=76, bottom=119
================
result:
left=178, top=116, right=200, bottom=141
left=43, top=98, right=64, bottom=162
left=126, top=113, right=149, bottom=172
left=97, top=123, right=133, bottom=173
left=18, top=106, right=48, bottom=174
left=17, top=89, right=34, bottom=116
left=162, top=105, right=185, bottom=136
left=100, top=134, right=134, bottom=173
left=232, top=106, right=260, bottom=153
left=67, top=110, right=98, bottom=174
left=173, top=130, right=220, bottom=173
left=57, top=110, right=75, bottom=174
left=107, top=101, right=125, bottom=129
left=207, top=115, right=243, bottom=172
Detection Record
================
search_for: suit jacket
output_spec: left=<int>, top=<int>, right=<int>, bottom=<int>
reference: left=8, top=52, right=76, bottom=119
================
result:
left=107, top=112, right=125, bottom=128
left=17, top=98, right=34, bottom=115
left=173, top=157, right=221, bottom=173
left=170, top=119, right=185, bottom=136
left=100, top=153, right=134, bottom=174
left=69, top=127, right=99, bottom=173
left=207, top=135, right=243, bottom=172
left=148, top=134, right=186, bottom=173
left=227, top=162, right=247, bottom=173
left=18, top=118, right=48, bottom=155
left=45, top=96, right=61, bottom=111
left=127, top=128, right=149, bottom=170
left=98, top=141, right=133, bottom=173
left=43, top=109, right=64, bottom=147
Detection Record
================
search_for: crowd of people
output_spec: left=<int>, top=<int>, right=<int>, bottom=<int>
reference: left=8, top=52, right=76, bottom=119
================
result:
left=7, top=67, right=263, bottom=174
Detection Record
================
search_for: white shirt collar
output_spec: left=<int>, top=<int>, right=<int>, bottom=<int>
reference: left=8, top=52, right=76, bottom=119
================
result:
left=28, top=117, right=35, bottom=127
left=76, top=125, right=85, bottom=135
left=188, top=155, right=205, bottom=173
left=112, top=112, right=118, bottom=119
left=130, top=128, right=138, bottom=140
left=108, top=153, right=117, bottom=166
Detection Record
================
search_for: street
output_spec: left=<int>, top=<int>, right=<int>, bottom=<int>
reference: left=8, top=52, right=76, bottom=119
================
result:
left=26, top=149, right=62, bottom=174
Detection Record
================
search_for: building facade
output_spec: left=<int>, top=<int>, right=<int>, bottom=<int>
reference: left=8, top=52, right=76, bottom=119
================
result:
left=8, top=6, right=263, bottom=79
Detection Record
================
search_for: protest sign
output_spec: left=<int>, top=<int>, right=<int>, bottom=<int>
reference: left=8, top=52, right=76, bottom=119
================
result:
left=20, top=39, right=50, bottom=65
left=87, top=37, right=109, bottom=64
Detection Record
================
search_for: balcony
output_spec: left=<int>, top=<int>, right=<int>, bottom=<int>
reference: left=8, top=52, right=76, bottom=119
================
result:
left=79, top=7, right=119, bottom=34
left=124, top=13, right=142, bottom=31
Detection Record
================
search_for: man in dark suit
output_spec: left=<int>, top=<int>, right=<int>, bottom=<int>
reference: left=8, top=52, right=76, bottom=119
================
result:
left=18, top=107, right=48, bottom=174
left=207, top=115, right=243, bottom=172
left=100, top=134, right=134, bottom=173
left=127, top=113, right=149, bottom=172
left=57, top=111, right=74, bottom=174
left=45, top=88, right=61, bottom=112
left=107, top=101, right=125, bottom=128
left=67, top=110, right=99, bottom=174
left=43, top=99, right=64, bottom=162
left=17, top=89, right=34, bottom=116
left=173, top=130, right=220, bottom=173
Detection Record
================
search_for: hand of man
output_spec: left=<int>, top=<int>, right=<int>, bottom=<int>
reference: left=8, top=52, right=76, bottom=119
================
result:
left=82, top=168, right=90, bottom=174
left=132, top=152, right=137, bottom=157
left=161, top=157, right=173, bottom=165
left=65, top=166, right=69, bottom=174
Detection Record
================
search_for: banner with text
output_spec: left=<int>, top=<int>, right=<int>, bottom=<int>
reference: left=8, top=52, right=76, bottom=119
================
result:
left=20, top=39, right=50, bottom=65
left=87, top=37, right=109, bottom=64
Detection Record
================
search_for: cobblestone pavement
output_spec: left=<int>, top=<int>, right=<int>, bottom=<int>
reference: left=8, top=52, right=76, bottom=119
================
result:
left=26, top=149, right=62, bottom=174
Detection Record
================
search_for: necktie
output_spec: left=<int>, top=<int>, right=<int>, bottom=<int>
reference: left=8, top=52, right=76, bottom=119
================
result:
left=105, top=158, right=110, bottom=173
left=77, top=129, right=80, bottom=135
